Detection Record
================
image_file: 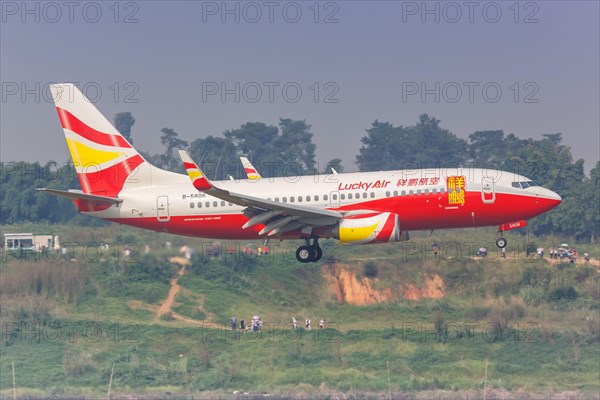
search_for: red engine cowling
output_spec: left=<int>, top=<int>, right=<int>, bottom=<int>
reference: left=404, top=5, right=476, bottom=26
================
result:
left=332, top=212, right=407, bottom=245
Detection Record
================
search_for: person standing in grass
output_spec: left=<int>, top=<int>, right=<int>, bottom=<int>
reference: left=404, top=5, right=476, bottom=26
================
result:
left=230, top=316, right=236, bottom=331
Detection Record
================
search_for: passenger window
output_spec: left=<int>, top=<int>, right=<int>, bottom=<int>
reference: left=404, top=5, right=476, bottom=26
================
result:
left=306, top=196, right=311, bottom=202
left=221, top=201, right=225, bottom=206
left=275, top=197, right=279, bottom=202
left=393, top=190, right=398, bottom=196
left=198, top=202, right=202, bottom=208
left=315, top=195, right=319, bottom=201
left=205, top=201, right=210, bottom=207
left=298, top=196, right=302, bottom=202
left=409, top=190, right=414, bottom=196
left=348, top=193, right=353, bottom=199
left=417, top=189, right=421, bottom=195
left=385, top=191, right=390, bottom=197
left=440, top=188, right=445, bottom=194
left=425, top=189, right=429, bottom=195
left=341, top=194, right=345, bottom=200
left=323, top=195, right=328, bottom=201
left=283, top=197, right=287, bottom=203
left=332, top=194, right=338, bottom=200
left=290, top=197, right=295, bottom=203
left=213, top=201, right=217, bottom=207
left=401, top=190, right=406, bottom=196
left=370, top=192, right=375, bottom=198
left=432, top=189, right=437, bottom=194
left=363, top=193, right=367, bottom=199
left=190, top=202, right=195, bottom=208
left=228, top=202, right=232, bottom=206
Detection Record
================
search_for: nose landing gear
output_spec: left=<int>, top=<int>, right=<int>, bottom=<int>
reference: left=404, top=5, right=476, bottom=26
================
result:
left=295, top=237, right=323, bottom=263
left=496, top=234, right=507, bottom=249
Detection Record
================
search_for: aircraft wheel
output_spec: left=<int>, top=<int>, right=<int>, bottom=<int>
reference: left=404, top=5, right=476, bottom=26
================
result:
left=496, top=237, right=507, bottom=249
left=296, top=246, right=315, bottom=263
left=313, top=246, right=323, bottom=262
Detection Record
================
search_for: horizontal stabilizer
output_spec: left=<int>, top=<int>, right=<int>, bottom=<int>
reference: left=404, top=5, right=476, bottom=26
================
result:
left=37, top=188, right=122, bottom=204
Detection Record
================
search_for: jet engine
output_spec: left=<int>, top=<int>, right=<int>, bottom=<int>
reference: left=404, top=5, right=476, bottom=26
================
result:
left=332, top=212, right=408, bottom=244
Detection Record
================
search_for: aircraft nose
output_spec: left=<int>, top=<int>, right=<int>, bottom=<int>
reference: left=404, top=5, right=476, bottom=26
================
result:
left=549, top=190, right=562, bottom=202
left=537, top=188, right=561, bottom=211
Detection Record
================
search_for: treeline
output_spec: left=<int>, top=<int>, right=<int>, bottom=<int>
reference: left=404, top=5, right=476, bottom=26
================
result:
left=1, top=113, right=597, bottom=242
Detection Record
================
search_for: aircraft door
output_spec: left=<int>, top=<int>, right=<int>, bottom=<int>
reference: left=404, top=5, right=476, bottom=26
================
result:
left=481, top=177, right=495, bottom=204
left=157, top=196, right=170, bottom=222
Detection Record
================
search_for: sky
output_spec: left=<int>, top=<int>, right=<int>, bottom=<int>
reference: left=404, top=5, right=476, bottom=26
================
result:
left=1, top=1, right=599, bottom=172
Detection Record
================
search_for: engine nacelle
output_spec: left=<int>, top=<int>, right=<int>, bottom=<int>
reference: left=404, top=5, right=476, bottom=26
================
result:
left=332, top=212, right=407, bottom=245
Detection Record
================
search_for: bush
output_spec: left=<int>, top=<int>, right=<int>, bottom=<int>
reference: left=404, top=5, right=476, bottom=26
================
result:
left=125, top=254, right=177, bottom=284
left=520, top=286, right=546, bottom=306
left=160, top=312, right=175, bottom=321
left=363, top=261, right=378, bottom=279
left=189, top=255, right=251, bottom=290
left=549, top=286, right=578, bottom=301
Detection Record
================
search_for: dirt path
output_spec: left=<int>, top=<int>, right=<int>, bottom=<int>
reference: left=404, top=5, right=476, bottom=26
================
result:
left=157, top=267, right=185, bottom=318
left=149, top=261, right=220, bottom=327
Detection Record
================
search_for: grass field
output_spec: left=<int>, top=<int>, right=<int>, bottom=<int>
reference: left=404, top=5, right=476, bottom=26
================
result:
left=1, top=223, right=598, bottom=398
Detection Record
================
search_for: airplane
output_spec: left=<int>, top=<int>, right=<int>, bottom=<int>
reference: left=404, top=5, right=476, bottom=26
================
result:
left=39, top=83, right=562, bottom=263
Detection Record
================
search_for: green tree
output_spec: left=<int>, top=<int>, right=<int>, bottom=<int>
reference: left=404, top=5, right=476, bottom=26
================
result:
left=468, top=131, right=525, bottom=166
left=552, top=161, right=599, bottom=243
left=356, top=114, right=467, bottom=171
left=276, top=118, right=317, bottom=172
left=188, top=135, right=239, bottom=180
left=224, top=119, right=317, bottom=177
left=114, top=112, right=136, bottom=144
left=323, top=158, right=344, bottom=174
left=499, top=133, right=586, bottom=236
left=159, top=128, right=189, bottom=172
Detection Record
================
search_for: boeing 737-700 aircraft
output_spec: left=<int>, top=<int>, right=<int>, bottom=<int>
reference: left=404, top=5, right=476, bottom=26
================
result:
left=40, top=84, right=562, bottom=262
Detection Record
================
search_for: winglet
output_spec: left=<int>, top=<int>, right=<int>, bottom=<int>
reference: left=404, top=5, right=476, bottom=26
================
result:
left=178, top=150, right=212, bottom=191
left=240, top=156, right=261, bottom=180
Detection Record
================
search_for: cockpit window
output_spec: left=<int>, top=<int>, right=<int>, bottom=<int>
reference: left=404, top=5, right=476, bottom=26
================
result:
left=523, top=181, right=538, bottom=188
left=512, top=181, right=539, bottom=189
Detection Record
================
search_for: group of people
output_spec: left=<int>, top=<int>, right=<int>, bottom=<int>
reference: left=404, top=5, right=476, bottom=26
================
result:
left=230, top=316, right=263, bottom=332
left=229, top=316, right=327, bottom=332
left=291, top=317, right=326, bottom=330
left=549, top=247, right=580, bottom=263
left=525, top=246, right=592, bottom=264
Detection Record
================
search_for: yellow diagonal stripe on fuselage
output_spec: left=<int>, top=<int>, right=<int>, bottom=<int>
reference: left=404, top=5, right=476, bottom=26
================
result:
left=339, top=222, right=379, bottom=243
left=66, top=138, right=125, bottom=166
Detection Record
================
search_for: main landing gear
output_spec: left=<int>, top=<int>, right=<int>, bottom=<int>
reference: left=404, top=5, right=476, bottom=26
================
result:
left=296, top=238, right=323, bottom=263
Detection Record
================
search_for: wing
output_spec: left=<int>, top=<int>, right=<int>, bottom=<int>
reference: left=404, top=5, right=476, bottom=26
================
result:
left=179, top=151, right=341, bottom=237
